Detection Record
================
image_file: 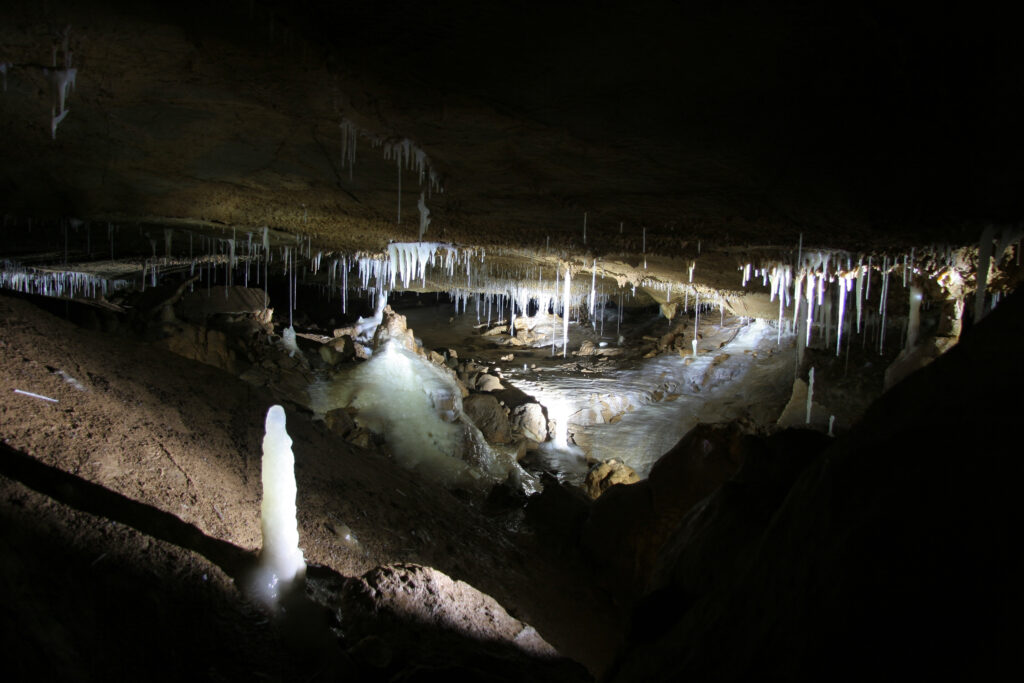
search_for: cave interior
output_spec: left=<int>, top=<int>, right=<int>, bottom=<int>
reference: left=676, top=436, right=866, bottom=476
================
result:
left=1, top=2, right=1022, bottom=681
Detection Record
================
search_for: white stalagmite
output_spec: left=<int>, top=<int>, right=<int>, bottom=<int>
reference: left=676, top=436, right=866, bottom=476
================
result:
left=253, top=405, right=305, bottom=606
left=806, top=367, right=815, bottom=425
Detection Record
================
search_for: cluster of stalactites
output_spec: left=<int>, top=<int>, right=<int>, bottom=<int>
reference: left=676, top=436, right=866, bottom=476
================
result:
left=353, top=242, right=482, bottom=295
left=734, top=248, right=932, bottom=356
left=380, top=138, right=442, bottom=196
left=0, top=261, right=130, bottom=299
left=337, top=116, right=443, bottom=196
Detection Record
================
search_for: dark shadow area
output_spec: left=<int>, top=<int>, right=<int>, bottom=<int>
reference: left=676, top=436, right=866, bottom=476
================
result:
left=606, top=287, right=1024, bottom=681
left=0, top=445, right=592, bottom=681
left=0, top=441, right=256, bottom=579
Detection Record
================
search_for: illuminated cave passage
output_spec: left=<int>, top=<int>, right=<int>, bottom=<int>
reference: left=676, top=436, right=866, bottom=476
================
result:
left=2, top=2, right=1023, bottom=681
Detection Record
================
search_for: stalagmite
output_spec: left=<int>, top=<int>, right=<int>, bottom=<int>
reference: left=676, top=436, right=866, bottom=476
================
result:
left=251, top=405, right=305, bottom=608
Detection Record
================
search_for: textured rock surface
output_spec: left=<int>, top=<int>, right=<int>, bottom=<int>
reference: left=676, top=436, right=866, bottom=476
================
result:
left=463, top=393, right=512, bottom=444
left=511, top=402, right=548, bottom=443
left=1, top=1, right=1014, bottom=266
left=583, top=459, right=639, bottom=500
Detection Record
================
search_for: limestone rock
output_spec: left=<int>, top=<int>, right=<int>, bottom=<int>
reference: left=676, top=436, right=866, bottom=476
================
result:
left=584, top=459, right=639, bottom=499
left=475, top=373, right=505, bottom=393
left=372, top=305, right=417, bottom=352
left=511, top=402, right=548, bottom=442
left=320, top=336, right=356, bottom=366
left=463, top=394, right=512, bottom=444
left=155, top=323, right=245, bottom=375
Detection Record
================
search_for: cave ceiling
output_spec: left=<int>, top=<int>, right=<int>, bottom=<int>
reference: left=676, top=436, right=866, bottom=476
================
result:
left=1, top=1, right=1020, bottom=283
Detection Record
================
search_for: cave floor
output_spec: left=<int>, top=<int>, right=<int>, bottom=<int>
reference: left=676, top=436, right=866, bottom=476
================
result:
left=0, top=293, right=623, bottom=678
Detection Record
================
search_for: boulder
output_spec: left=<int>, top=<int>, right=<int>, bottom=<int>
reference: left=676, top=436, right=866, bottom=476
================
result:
left=155, top=323, right=246, bottom=375
left=511, top=403, right=548, bottom=442
left=474, top=373, right=505, bottom=393
left=463, top=394, right=512, bottom=444
left=584, top=459, right=639, bottom=499
left=332, top=335, right=356, bottom=359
